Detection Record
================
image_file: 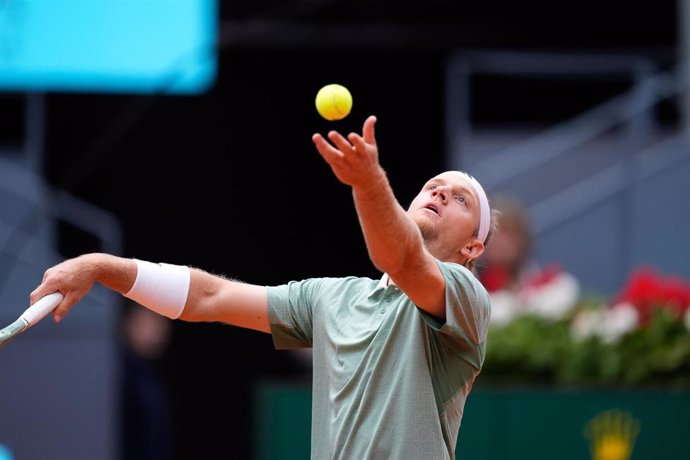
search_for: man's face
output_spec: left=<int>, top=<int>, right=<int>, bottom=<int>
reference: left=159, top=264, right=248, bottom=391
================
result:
left=407, top=171, right=482, bottom=258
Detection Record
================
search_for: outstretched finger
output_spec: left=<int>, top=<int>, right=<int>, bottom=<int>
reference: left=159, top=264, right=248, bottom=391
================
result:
left=347, top=115, right=377, bottom=155
left=312, top=133, right=345, bottom=163
left=362, top=115, right=377, bottom=144
left=326, top=130, right=355, bottom=155
left=347, top=133, right=368, bottom=156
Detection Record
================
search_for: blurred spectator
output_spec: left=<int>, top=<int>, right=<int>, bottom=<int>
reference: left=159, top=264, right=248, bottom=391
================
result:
left=478, top=195, right=538, bottom=293
left=120, top=300, right=174, bottom=460
left=478, top=195, right=580, bottom=326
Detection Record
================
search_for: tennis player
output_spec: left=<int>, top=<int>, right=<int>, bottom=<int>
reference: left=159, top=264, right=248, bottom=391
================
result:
left=32, top=114, right=496, bottom=459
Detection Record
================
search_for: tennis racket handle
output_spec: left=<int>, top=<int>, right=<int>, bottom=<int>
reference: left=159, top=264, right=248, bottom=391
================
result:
left=21, top=292, right=64, bottom=326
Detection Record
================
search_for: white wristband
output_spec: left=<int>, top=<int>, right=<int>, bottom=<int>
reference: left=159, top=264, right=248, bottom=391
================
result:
left=124, top=259, right=191, bottom=319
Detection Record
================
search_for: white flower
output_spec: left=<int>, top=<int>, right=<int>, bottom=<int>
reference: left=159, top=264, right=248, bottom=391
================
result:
left=598, top=303, right=639, bottom=344
left=571, top=303, right=639, bottom=344
left=523, top=272, right=580, bottom=321
left=489, top=289, right=521, bottom=328
left=571, top=308, right=603, bottom=341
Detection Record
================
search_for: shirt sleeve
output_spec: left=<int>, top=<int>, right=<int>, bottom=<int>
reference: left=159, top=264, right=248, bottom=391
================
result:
left=266, top=279, right=317, bottom=349
left=419, top=260, right=492, bottom=357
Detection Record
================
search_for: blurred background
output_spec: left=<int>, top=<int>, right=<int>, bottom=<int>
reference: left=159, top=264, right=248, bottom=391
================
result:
left=1, top=0, right=689, bottom=459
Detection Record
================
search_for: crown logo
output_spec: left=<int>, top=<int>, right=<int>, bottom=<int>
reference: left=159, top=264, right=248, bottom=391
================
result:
left=584, top=409, right=640, bottom=460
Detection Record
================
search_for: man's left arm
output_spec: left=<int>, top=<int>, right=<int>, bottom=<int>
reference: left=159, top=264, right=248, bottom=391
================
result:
left=311, top=115, right=446, bottom=319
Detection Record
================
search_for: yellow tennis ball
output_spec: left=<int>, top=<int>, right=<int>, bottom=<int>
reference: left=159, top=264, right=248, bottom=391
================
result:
left=315, top=84, right=353, bottom=121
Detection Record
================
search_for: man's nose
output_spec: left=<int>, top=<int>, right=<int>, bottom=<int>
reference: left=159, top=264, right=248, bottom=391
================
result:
left=432, top=186, right=449, bottom=201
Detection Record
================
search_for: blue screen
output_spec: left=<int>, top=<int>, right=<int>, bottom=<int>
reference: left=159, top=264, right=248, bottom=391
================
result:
left=0, top=0, right=218, bottom=94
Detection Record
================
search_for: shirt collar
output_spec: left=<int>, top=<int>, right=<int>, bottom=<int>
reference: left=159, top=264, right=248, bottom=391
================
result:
left=366, top=273, right=390, bottom=298
left=377, top=273, right=390, bottom=289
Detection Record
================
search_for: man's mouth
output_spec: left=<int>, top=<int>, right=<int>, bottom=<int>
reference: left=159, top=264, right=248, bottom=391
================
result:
left=423, top=204, right=439, bottom=215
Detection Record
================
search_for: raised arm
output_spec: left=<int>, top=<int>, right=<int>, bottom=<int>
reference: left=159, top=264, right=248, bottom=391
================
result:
left=311, top=116, right=446, bottom=318
left=30, top=253, right=270, bottom=333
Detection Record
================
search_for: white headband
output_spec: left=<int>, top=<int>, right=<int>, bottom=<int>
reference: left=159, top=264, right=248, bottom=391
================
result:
left=459, top=172, right=491, bottom=243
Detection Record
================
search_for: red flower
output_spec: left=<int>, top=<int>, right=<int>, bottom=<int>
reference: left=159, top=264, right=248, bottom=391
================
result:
left=661, top=275, right=690, bottom=315
left=613, top=266, right=690, bottom=325
left=523, top=263, right=563, bottom=288
left=480, top=266, right=511, bottom=292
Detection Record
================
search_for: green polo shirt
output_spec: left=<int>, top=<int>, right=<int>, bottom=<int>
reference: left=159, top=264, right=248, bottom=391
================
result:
left=267, top=260, right=490, bottom=459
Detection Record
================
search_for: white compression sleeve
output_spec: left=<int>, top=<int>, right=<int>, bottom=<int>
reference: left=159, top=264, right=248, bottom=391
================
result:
left=123, top=259, right=191, bottom=319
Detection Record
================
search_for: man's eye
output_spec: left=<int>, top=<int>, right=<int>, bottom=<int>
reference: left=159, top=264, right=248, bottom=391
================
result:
left=427, top=185, right=437, bottom=190
left=454, top=195, right=466, bottom=204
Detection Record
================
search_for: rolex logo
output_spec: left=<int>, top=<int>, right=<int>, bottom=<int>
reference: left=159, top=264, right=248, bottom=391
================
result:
left=584, top=409, right=640, bottom=460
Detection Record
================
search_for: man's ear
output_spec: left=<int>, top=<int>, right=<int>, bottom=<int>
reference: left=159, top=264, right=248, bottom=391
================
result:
left=461, top=239, right=485, bottom=260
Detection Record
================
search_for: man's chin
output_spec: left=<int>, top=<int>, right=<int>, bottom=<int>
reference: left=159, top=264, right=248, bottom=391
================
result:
left=416, top=221, right=438, bottom=242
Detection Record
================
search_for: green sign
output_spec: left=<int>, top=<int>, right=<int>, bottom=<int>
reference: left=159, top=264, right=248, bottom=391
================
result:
left=255, top=381, right=690, bottom=460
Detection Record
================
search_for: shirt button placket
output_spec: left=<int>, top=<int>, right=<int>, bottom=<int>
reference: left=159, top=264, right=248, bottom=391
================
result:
left=380, top=294, right=392, bottom=314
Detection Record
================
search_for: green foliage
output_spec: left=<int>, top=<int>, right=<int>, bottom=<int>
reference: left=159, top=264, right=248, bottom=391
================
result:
left=481, top=306, right=690, bottom=388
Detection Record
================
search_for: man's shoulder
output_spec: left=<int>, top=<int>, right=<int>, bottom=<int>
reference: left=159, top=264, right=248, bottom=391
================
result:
left=436, top=260, right=481, bottom=281
left=289, top=274, right=378, bottom=290
left=437, top=261, right=490, bottom=298
left=317, top=274, right=379, bottom=288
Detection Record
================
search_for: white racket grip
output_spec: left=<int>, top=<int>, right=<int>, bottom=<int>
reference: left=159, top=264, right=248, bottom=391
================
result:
left=21, top=292, right=64, bottom=327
